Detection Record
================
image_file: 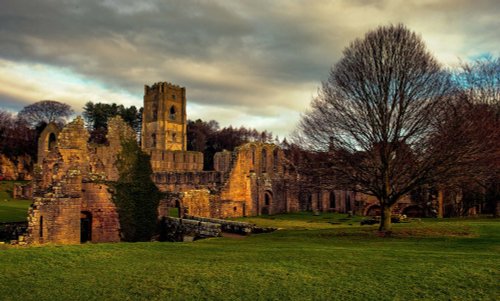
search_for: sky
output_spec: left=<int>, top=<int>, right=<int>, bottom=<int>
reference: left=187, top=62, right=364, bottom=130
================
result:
left=0, top=0, right=499, bottom=138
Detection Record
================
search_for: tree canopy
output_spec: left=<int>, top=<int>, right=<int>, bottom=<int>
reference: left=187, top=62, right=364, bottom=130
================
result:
left=18, top=100, right=73, bottom=128
left=83, top=101, right=142, bottom=143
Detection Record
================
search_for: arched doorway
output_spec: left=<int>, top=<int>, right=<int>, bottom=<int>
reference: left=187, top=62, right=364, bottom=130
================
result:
left=80, top=211, right=92, bottom=243
left=329, top=192, right=336, bottom=209
left=261, top=191, right=272, bottom=215
left=345, top=195, right=351, bottom=212
left=365, top=205, right=381, bottom=216
left=402, top=205, right=425, bottom=217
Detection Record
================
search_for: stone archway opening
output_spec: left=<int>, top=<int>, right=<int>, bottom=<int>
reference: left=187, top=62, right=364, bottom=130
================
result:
left=80, top=211, right=92, bottom=243
left=402, top=205, right=425, bottom=217
left=261, top=191, right=272, bottom=215
left=365, top=205, right=381, bottom=216
left=48, top=132, right=57, bottom=150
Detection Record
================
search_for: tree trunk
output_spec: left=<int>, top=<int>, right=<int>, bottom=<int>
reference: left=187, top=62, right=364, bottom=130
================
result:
left=379, top=204, right=392, bottom=232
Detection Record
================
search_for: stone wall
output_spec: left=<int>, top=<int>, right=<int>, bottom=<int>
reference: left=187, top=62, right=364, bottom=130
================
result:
left=26, top=116, right=135, bottom=244
left=160, top=217, right=221, bottom=241
left=0, top=154, right=33, bottom=180
left=153, top=171, right=223, bottom=192
left=149, top=150, right=203, bottom=172
left=80, top=183, right=120, bottom=243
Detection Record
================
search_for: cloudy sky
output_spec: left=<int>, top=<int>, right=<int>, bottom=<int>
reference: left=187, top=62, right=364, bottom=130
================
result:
left=0, top=0, right=498, bottom=137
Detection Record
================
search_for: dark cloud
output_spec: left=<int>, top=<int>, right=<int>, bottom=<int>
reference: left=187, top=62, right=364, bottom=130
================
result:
left=0, top=0, right=498, bottom=136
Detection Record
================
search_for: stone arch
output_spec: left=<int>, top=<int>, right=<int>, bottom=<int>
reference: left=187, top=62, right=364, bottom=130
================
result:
left=48, top=133, right=57, bottom=150
left=261, top=191, right=273, bottom=215
left=250, top=145, right=256, bottom=166
left=365, top=204, right=381, bottom=216
left=80, top=211, right=92, bottom=243
left=37, top=122, right=60, bottom=163
left=402, top=205, right=425, bottom=217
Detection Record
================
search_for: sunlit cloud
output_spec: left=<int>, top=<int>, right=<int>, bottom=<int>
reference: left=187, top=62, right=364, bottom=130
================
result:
left=0, top=0, right=498, bottom=137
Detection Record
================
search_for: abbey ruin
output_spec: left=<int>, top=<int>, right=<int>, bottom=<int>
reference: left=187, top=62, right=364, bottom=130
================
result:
left=25, top=82, right=432, bottom=244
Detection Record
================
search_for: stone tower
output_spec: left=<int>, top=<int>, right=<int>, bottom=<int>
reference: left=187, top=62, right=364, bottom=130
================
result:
left=141, top=82, right=187, bottom=152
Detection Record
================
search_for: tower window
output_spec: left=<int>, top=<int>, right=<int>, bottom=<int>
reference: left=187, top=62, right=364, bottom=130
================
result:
left=169, top=105, right=176, bottom=120
left=151, top=133, right=156, bottom=148
left=172, top=94, right=176, bottom=100
left=152, top=103, right=158, bottom=121
left=172, top=133, right=177, bottom=143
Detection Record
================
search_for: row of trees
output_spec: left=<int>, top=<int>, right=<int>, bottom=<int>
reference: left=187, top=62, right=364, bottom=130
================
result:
left=295, top=24, right=499, bottom=231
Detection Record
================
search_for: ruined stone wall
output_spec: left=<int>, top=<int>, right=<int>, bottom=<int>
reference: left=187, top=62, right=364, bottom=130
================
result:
left=27, top=197, right=81, bottom=244
left=180, top=189, right=214, bottom=217
left=26, top=116, right=135, bottom=244
left=153, top=171, right=223, bottom=192
left=149, top=150, right=203, bottom=172
left=218, top=142, right=291, bottom=216
left=0, top=154, right=33, bottom=180
left=80, top=182, right=120, bottom=243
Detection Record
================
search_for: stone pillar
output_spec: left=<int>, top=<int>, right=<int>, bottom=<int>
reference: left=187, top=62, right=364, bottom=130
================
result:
left=437, top=190, right=444, bottom=218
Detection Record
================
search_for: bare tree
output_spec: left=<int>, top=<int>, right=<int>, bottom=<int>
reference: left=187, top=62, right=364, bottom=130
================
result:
left=18, top=100, right=74, bottom=128
left=454, top=57, right=500, bottom=216
left=296, top=24, right=492, bottom=232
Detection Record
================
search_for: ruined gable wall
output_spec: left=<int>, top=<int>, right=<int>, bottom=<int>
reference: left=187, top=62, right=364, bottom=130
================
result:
left=27, top=116, right=135, bottom=244
left=27, top=197, right=81, bottom=244
left=80, top=182, right=120, bottom=243
left=217, top=143, right=290, bottom=217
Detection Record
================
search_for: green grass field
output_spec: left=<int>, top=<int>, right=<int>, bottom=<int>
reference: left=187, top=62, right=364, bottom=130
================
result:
left=0, top=181, right=31, bottom=222
left=1, top=213, right=498, bottom=301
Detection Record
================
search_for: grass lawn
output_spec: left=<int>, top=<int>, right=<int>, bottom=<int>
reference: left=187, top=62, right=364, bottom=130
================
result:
left=1, top=214, right=499, bottom=301
left=0, top=181, right=31, bottom=222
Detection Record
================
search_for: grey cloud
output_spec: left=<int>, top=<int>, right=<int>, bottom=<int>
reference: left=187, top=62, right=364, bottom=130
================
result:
left=0, top=0, right=499, bottom=136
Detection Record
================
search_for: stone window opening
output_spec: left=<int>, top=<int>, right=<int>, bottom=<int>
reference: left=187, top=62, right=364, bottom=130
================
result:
left=151, top=133, right=157, bottom=148
left=172, top=94, right=176, bottom=100
left=273, top=149, right=279, bottom=171
left=48, top=133, right=57, bottom=150
left=233, top=206, right=237, bottom=212
left=152, top=103, right=158, bottom=121
left=172, top=133, right=177, bottom=143
left=80, top=211, right=92, bottom=243
left=261, top=149, right=267, bottom=172
left=169, top=105, right=176, bottom=120
left=264, top=192, right=272, bottom=206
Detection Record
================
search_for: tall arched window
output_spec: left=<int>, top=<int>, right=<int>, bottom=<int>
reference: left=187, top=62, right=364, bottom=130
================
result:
left=261, top=148, right=267, bottom=172
left=48, top=133, right=57, bottom=150
left=346, top=194, right=351, bottom=212
left=329, top=192, right=336, bottom=209
left=169, top=105, right=176, bottom=120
